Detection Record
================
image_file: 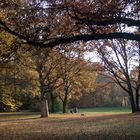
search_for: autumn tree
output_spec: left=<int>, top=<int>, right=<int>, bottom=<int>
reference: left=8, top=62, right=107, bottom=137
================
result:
left=95, top=39, right=140, bottom=112
left=55, top=45, right=94, bottom=113
left=69, top=61, right=98, bottom=108
left=35, top=48, right=62, bottom=113
left=56, top=47, right=81, bottom=113
left=20, top=46, right=67, bottom=116
left=93, top=72, right=128, bottom=107
left=22, top=47, right=52, bottom=117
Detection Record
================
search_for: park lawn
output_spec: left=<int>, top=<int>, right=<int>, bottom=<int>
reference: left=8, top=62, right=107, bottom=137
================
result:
left=77, top=107, right=131, bottom=113
left=0, top=110, right=140, bottom=140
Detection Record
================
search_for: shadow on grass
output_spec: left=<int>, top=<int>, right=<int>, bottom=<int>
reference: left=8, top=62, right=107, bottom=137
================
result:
left=0, top=111, right=135, bottom=123
left=0, top=112, right=39, bottom=116
left=0, top=112, right=41, bottom=122
left=43, top=113, right=132, bottom=124
left=0, top=117, right=41, bottom=123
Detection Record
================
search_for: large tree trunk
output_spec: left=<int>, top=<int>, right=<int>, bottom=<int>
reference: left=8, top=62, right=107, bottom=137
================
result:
left=40, top=82, right=49, bottom=117
left=135, top=90, right=140, bottom=111
left=126, top=77, right=137, bottom=113
left=135, top=39, right=140, bottom=112
left=41, top=99, right=49, bottom=117
left=129, top=92, right=136, bottom=113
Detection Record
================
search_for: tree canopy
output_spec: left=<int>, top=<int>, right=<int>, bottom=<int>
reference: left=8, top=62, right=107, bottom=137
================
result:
left=0, top=0, right=139, bottom=49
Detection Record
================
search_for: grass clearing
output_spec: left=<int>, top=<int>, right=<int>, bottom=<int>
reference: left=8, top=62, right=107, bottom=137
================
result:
left=0, top=108, right=139, bottom=140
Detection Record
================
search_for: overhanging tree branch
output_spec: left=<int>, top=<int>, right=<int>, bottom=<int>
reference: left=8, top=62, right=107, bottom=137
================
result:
left=0, top=19, right=140, bottom=48
left=45, top=33, right=140, bottom=47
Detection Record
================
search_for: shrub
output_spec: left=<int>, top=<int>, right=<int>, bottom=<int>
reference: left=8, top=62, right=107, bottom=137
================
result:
left=0, top=86, right=22, bottom=112
left=49, top=97, right=63, bottom=112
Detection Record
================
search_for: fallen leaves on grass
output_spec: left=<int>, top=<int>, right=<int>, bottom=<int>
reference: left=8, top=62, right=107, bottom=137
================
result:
left=0, top=112, right=140, bottom=140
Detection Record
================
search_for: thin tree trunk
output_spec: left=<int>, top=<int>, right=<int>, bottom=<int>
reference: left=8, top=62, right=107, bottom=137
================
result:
left=62, top=88, right=68, bottom=113
left=62, top=101, right=67, bottom=113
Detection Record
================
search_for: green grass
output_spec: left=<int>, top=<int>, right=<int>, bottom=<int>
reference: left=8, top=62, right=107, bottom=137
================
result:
left=77, top=107, right=131, bottom=113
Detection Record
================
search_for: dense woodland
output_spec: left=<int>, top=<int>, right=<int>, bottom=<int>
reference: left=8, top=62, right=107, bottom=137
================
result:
left=0, top=0, right=140, bottom=117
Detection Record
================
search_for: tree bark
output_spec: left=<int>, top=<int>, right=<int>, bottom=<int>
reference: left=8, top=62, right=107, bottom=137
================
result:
left=39, top=82, right=49, bottom=117
left=135, top=90, right=140, bottom=111
left=41, top=99, right=49, bottom=117
left=62, top=87, right=68, bottom=113
left=128, top=92, right=136, bottom=113
left=62, top=101, right=67, bottom=113
left=126, top=75, right=137, bottom=113
left=136, top=40, right=140, bottom=111
left=127, top=83, right=136, bottom=113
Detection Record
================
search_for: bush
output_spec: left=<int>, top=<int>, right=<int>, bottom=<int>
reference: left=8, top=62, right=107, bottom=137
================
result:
left=0, top=95, right=22, bottom=112
left=49, top=97, right=63, bottom=112
left=0, top=86, right=22, bottom=112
